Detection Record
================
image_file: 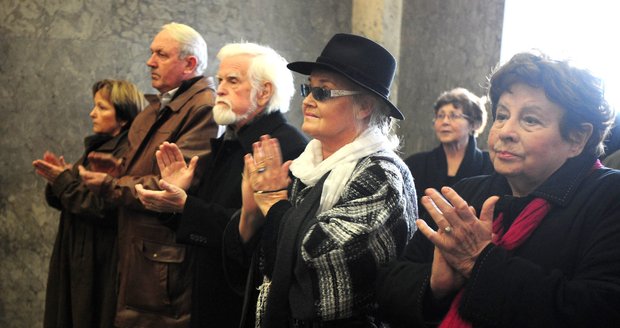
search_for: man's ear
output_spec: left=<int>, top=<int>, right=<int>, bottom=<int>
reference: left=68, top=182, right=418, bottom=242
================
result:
left=568, top=122, right=593, bottom=157
left=184, top=56, right=198, bottom=74
left=256, top=81, right=273, bottom=107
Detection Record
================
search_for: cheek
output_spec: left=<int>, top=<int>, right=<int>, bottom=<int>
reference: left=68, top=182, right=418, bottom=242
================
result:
left=487, top=129, right=498, bottom=147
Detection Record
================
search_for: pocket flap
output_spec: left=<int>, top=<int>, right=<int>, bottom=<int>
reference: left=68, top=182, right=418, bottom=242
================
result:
left=140, top=239, right=186, bottom=263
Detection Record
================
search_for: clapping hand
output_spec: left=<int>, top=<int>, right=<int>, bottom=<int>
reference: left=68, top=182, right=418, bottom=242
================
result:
left=32, top=151, right=72, bottom=183
left=87, top=152, right=123, bottom=177
left=156, top=142, right=198, bottom=191
left=417, top=187, right=498, bottom=296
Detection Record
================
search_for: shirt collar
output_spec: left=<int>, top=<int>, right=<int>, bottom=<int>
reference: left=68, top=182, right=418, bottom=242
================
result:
left=158, top=87, right=179, bottom=111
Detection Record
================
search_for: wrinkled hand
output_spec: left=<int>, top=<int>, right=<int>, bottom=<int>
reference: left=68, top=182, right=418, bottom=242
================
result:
left=87, top=152, right=123, bottom=177
left=417, top=187, right=498, bottom=278
left=430, top=247, right=465, bottom=299
left=135, top=179, right=187, bottom=213
left=78, top=165, right=109, bottom=194
left=238, top=160, right=264, bottom=243
left=238, top=135, right=290, bottom=242
left=244, top=135, right=291, bottom=216
left=156, top=141, right=197, bottom=191
left=33, top=151, right=71, bottom=183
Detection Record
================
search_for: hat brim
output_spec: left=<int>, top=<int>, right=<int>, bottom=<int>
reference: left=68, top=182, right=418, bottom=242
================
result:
left=288, top=61, right=404, bottom=120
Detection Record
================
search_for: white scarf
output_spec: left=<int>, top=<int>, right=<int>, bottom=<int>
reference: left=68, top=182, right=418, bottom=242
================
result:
left=289, top=127, right=392, bottom=214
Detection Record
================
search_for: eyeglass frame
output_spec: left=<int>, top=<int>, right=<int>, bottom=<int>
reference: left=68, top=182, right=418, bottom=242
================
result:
left=300, top=84, right=361, bottom=102
left=432, top=111, right=471, bottom=122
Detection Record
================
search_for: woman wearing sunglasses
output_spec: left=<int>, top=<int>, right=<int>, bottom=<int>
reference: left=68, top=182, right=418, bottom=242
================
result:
left=223, top=33, right=417, bottom=327
left=405, top=88, right=493, bottom=219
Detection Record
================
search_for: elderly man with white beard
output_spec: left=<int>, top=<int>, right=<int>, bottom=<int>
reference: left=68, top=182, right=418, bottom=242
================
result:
left=134, top=42, right=308, bottom=328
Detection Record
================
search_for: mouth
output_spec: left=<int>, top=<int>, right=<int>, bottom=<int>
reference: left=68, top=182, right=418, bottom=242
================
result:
left=494, top=149, right=520, bottom=160
left=215, top=97, right=232, bottom=108
left=304, top=111, right=319, bottom=118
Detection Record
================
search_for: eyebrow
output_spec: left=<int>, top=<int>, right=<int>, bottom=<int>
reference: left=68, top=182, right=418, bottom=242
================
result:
left=308, top=76, right=337, bottom=86
left=216, top=72, right=240, bottom=79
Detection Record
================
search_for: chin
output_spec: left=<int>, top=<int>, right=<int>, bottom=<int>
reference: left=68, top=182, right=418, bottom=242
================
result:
left=301, top=123, right=314, bottom=135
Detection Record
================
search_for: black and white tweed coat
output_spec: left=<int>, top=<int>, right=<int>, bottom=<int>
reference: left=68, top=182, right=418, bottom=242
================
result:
left=258, top=149, right=418, bottom=326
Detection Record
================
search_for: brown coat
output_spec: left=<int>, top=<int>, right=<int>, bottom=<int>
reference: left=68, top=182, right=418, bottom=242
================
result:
left=43, top=132, right=129, bottom=328
left=100, top=76, right=219, bottom=328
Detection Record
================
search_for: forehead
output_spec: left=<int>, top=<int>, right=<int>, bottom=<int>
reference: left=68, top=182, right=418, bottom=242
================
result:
left=498, top=83, right=555, bottom=109
left=150, top=31, right=180, bottom=52
left=436, top=103, right=462, bottom=113
left=94, top=88, right=111, bottom=101
left=217, top=54, right=253, bottom=77
left=309, top=69, right=354, bottom=87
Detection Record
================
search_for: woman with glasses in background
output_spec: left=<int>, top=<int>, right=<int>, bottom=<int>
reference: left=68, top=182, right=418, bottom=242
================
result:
left=405, top=88, right=493, bottom=218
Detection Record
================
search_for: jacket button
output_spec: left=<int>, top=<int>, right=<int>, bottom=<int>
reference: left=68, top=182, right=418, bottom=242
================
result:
left=153, top=253, right=158, bottom=258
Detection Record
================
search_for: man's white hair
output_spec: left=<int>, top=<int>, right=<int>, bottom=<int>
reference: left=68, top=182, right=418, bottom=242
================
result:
left=217, top=42, right=294, bottom=113
left=161, top=22, right=208, bottom=74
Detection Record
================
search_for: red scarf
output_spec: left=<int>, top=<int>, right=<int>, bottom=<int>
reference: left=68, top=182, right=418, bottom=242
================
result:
left=438, top=160, right=603, bottom=327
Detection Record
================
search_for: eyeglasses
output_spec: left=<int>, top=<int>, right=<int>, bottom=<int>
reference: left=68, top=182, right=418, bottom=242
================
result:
left=433, top=112, right=470, bottom=122
left=300, top=84, right=361, bottom=102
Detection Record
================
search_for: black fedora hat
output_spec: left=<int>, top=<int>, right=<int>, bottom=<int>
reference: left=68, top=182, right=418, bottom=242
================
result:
left=287, top=33, right=403, bottom=120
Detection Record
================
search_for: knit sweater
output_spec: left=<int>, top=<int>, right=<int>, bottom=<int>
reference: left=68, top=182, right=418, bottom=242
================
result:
left=255, top=150, right=418, bottom=326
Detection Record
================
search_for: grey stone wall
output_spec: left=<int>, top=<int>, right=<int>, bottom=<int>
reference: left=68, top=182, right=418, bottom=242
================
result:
left=397, top=0, right=505, bottom=157
left=0, top=0, right=504, bottom=326
left=0, top=1, right=350, bottom=326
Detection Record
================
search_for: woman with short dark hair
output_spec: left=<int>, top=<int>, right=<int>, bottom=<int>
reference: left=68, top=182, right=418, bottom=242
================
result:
left=377, top=52, right=620, bottom=327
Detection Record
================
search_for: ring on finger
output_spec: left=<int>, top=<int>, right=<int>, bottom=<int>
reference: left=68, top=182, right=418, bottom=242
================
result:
left=256, top=167, right=266, bottom=173
left=444, top=226, right=453, bottom=234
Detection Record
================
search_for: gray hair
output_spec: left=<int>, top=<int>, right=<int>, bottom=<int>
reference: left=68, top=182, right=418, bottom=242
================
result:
left=352, top=93, right=401, bottom=151
left=217, top=42, right=294, bottom=113
left=161, top=22, right=208, bottom=74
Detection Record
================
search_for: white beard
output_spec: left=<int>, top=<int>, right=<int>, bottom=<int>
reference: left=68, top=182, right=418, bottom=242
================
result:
left=213, top=99, right=238, bottom=125
left=213, top=97, right=258, bottom=126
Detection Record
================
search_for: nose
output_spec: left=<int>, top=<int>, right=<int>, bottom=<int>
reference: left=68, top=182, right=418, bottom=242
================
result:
left=146, top=53, right=156, bottom=67
left=301, top=94, right=316, bottom=111
left=496, top=117, right=519, bottom=142
left=216, top=82, right=226, bottom=96
left=90, top=107, right=97, bottom=118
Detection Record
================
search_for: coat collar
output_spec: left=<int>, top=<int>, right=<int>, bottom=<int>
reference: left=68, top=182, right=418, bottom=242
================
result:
left=83, top=130, right=127, bottom=153
left=237, top=111, right=288, bottom=153
left=490, top=152, right=599, bottom=208
left=432, top=134, right=485, bottom=181
left=165, top=76, right=216, bottom=113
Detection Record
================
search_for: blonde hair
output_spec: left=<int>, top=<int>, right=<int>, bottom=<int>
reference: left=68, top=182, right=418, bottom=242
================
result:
left=92, top=79, right=146, bottom=131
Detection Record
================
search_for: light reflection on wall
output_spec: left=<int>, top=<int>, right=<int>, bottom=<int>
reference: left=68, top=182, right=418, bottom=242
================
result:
left=500, top=0, right=619, bottom=110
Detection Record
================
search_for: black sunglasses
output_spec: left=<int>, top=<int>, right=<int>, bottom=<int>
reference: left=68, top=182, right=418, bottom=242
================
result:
left=300, top=84, right=361, bottom=102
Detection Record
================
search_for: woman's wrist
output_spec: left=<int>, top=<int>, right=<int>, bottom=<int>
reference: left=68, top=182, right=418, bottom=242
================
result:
left=239, top=208, right=265, bottom=243
left=254, top=190, right=288, bottom=216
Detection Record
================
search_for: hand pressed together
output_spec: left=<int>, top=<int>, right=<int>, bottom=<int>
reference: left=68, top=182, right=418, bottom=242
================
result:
left=417, top=187, right=498, bottom=297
